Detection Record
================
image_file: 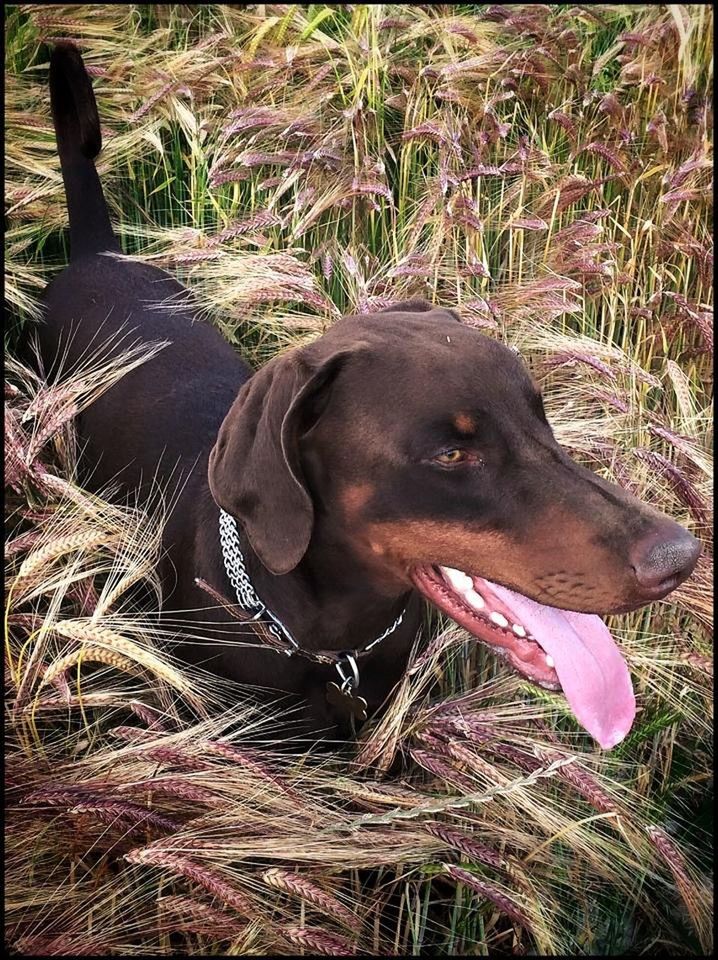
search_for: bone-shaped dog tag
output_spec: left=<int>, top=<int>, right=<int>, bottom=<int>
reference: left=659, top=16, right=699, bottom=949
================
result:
left=326, top=681, right=368, bottom=721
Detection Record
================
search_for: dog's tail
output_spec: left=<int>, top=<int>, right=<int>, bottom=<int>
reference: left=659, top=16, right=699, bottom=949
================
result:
left=49, top=43, right=120, bottom=259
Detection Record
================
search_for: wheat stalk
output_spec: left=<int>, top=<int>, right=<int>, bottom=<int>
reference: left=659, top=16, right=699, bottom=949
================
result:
left=281, top=924, right=356, bottom=956
left=443, top=864, right=532, bottom=930
left=70, top=800, right=179, bottom=833
left=41, top=645, right=140, bottom=686
left=16, top=529, right=119, bottom=582
left=159, top=895, right=246, bottom=937
left=51, top=619, right=194, bottom=695
left=262, top=868, right=358, bottom=931
left=125, top=848, right=252, bottom=914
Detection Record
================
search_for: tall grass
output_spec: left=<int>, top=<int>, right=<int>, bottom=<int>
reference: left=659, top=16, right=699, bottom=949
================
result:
left=5, top=4, right=713, bottom=955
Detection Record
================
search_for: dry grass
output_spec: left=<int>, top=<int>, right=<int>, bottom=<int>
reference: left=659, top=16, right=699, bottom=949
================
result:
left=5, top=3, right=713, bottom=955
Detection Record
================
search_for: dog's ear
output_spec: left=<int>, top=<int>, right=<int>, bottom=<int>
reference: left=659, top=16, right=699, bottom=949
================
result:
left=208, top=346, right=358, bottom=575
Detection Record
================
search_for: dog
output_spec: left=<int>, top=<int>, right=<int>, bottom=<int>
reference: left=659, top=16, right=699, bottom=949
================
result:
left=35, top=44, right=701, bottom=746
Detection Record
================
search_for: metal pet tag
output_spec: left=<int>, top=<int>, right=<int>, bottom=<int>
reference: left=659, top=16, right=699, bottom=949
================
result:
left=326, top=680, right=368, bottom=721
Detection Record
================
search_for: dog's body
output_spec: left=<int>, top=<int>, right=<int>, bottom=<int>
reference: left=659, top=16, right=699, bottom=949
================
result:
left=36, top=45, right=701, bottom=745
left=41, top=252, right=421, bottom=734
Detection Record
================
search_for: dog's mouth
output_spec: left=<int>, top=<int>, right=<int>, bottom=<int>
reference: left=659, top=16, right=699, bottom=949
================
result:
left=411, top=564, right=636, bottom=749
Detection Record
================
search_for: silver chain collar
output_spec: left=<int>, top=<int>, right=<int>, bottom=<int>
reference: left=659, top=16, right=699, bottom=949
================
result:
left=218, top=508, right=407, bottom=691
left=218, top=508, right=298, bottom=653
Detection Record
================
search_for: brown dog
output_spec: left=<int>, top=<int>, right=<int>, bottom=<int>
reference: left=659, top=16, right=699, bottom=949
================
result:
left=36, top=45, right=701, bottom=746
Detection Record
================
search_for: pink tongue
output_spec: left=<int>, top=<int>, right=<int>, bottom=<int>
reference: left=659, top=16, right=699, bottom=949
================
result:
left=483, top=581, right=636, bottom=749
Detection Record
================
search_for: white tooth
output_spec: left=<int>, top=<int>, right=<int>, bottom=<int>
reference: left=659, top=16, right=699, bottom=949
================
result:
left=490, top=612, right=509, bottom=628
left=441, top=566, right=472, bottom=593
left=512, top=624, right=526, bottom=637
left=545, top=655, right=555, bottom=668
left=464, top=588, right=485, bottom=609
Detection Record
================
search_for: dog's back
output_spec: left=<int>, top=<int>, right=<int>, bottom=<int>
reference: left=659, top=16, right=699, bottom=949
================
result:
left=38, top=44, right=250, bottom=496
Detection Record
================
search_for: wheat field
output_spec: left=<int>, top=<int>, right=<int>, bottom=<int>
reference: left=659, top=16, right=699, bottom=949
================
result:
left=4, top=4, right=713, bottom=955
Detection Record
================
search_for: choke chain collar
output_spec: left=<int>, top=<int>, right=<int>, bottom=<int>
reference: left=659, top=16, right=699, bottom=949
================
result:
left=218, top=508, right=407, bottom=714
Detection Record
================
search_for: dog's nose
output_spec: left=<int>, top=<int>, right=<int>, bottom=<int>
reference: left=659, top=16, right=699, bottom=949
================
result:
left=630, top=524, right=702, bottom=597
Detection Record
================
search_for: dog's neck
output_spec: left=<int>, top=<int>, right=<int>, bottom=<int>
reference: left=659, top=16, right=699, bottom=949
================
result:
left=231, top=517, right=414, bottom=653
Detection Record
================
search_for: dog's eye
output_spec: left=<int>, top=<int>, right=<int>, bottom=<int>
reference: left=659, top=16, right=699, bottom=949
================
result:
left=433, top=448, right=470, bottom=465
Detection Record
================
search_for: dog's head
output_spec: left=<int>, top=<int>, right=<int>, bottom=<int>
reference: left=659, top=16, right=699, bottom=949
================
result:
left=209, top=300, right=701, bottom=747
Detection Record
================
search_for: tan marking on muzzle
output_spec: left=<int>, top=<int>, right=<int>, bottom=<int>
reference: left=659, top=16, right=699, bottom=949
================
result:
left=362, top=513, right=638, bottom=613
